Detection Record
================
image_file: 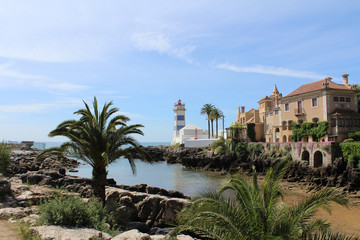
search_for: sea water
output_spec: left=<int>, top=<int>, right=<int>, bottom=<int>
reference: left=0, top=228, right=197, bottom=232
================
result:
left=46, top=142, right=226, bottom=196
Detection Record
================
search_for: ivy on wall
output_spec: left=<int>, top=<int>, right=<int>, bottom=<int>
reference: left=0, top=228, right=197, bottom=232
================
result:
left=230, top=124, right=243, bottom=140
left=290, top=121, right=328, bottom=142
left=246, top=123, right=256, bottom=142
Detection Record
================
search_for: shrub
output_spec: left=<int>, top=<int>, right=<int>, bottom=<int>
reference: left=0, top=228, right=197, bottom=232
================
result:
left=348, top=132, right=360, bottom=141
left=39, top=194, right=127, bottom=233
left=0, top=142, right=11, bottom=175
left=339, top=142, right=360, bottom=167
left=343, top=138, right=354, bottom=143
left=247, top=143, right=264, bottom=158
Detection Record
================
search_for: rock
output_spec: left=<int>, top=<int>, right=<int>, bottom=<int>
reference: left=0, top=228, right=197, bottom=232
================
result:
left=31, top=225, right=112, bottom=240
left=26, top=173, right=45, bottom=185
left=0, top=207, right=32, bottom=218
left=136, top=195, right=165, bottom=225
left=0, top=179, right=11, bottom=195
left=155, top=198, right=190, bottom=227
left=112, top=229, right=151, bottom=240
left=19, top=214, right=40, bottom=226
left=127, top=222, right=151, bottom=233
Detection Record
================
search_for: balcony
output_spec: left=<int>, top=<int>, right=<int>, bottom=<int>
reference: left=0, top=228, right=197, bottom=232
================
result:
left=294, top=108, right=306, bottom=116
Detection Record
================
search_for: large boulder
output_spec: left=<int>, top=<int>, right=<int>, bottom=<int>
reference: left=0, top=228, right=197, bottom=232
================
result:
left=31, top=225, right=112, bottom=240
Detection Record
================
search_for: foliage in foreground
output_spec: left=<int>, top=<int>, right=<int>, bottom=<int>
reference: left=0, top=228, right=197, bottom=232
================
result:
left=0, top=142, right=11, bottom=175
left=39, top=194, right=129, bottom=234
left=36, top=97, right=152, bottom=204
left=18, top=222, right=42, bottom=240
left=172, top=160, right=351, bottom=240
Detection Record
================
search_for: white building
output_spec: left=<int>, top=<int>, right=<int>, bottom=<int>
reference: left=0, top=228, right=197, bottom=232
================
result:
left=171, top=99, right=221, bottom=147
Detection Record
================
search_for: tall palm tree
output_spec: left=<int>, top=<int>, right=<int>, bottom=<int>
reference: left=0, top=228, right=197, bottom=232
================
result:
left=211, top=108, right=224, bottom=138
left=172, top=160, right=350, bottom=240
left=37, top=97, right=151, bottom=204
left=200, top=104, right=215, bottom=139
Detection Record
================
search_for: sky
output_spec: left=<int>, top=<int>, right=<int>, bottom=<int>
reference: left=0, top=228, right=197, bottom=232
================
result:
left=0, top=0, right=360, bottom=143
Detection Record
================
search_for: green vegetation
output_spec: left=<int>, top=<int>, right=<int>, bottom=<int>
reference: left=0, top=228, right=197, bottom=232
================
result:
left=39, top=194, right=127, bottom=234
left=172, top=160, right=350, bottom=240
left=230, top=124, right=243, bottom=140
left=291, top=121, right=328, bottom=142
left=348, top=131, right=360, bottom=141
left=201, top=103, right=215, bottom=139
left=18, top=222, right=42, bottom=240
left=36, top=97, right=152, bottom=204
left=339, top=142, right=360, bottom=167
left=246, top=123, right=256, bottom=142
left=0, top=142, right=11, bottom=175
left=351, top=84, right=360, bottom=113
left=211, top=137, right=231, bottom=155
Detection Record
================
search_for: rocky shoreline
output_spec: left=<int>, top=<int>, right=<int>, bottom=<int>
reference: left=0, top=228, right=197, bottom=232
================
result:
left=143, top=145, right=360, bottom=192
left=0, top=150, right=197, bottom=239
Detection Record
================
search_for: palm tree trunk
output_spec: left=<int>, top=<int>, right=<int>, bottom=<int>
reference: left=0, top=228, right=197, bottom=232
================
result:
left=211, top=120, right=214, bottom=138
left=207, top=118, right=210, bottom=139
left=92, top=165, right=107, bottom=205
left=216, top=119, right=218, bottom=138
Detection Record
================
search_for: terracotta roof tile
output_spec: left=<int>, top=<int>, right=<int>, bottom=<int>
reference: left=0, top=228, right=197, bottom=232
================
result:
left=286, top=78, right=349, bottom=97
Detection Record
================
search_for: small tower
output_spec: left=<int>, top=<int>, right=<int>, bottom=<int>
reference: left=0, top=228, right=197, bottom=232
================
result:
left=171, top=99, right=186, bottom=144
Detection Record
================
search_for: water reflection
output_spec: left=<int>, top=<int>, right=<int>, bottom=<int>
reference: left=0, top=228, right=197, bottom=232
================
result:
left=72, top=159, right=226, bottom=196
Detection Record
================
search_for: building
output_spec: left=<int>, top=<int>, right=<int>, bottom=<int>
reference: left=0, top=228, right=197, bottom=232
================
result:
left=233, top=74, right=360, bottom=142
left=171, top=99, right=220, bottom=147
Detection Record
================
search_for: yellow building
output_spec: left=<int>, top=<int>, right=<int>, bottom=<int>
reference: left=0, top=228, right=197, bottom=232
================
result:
left=235, top=74, right=360, bottom=143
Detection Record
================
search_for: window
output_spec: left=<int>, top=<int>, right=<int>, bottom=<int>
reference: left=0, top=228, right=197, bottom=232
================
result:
left=331, top=119, right=336, bottom=127
left=275, top=110, right=279, bottom=115
left=338, top=119, right=345, bottom=127
left=346, top=97, right=351, bottom=102
left=177, top=115, right=184, bottom=121
left=333, top=96, right=339, bottom=102
left=288, top=120, right=293, bottom=130
left=284, top=103, right=289, bottom=112
left=340, top=97, right=345, bottom=102
left=312, top=98, right=318, bottom=107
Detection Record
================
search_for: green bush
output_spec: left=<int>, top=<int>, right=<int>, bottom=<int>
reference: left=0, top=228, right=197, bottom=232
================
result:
left=246, top=123, right=256, bottom=142
left=39, top=194, right=128, bottom=233
left=348, top=132, right=360, bottom=141
left=339, top=142, right=360, bottom=167
left=0, top=142, right=11, bottom=175
left=247, top=143, right=264, bottom=158
left=343, top=138, right=354, bottom=143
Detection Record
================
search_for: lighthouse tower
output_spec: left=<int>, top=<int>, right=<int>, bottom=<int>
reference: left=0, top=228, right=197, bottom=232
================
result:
left=171, top=99, right=186, bottom=144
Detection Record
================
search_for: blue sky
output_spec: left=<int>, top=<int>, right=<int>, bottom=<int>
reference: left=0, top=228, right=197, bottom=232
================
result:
left=0, top=0, right=360, bottom=143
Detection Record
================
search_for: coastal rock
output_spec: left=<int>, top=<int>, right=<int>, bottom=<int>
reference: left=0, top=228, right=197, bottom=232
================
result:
left=31, top=225, right=112, bottom=240
left=0, top=179, right=11, bottom=195
left=105, top=187, right=190, bottom=227
left=0, top=207, right=32, bottom=218
left=112, top=229, right=151, bottom=240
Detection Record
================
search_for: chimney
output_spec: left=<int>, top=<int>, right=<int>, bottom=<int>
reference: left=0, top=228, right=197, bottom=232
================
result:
left=241, top=106, right=245, bottom=113
left=342, top=74, right=350, bottom=88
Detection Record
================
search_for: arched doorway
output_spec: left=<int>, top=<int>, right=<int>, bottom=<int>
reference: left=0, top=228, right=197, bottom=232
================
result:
left=314, top=151, right=323, bottom=167
left=282, top=135, right=287, bottom=142
left=301, top=150, right=310, bottom=165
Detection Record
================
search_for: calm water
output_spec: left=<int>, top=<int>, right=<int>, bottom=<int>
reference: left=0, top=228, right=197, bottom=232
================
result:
left=56, top=141, right=227, bottom=196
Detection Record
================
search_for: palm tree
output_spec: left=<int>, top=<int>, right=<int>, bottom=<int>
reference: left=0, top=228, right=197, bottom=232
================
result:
left=172, top=160, right=351, bottom=240
left=37, top=97, right=151, bottom=204
left=200, top=104, right=215, bottom=139
left=211, top=108, right=224, bottom=138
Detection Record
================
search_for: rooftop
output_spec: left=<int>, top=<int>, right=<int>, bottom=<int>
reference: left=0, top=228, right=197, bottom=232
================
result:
left=285, top=78, right=350, bottom=97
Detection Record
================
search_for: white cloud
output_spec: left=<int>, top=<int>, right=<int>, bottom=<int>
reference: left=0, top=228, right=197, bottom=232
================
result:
left=33, top=81, right=90, bottom=91
left=216, top=63, right=326, bottom=80
left=131, top=32, right=196, bottom=62
left=0, top=61, right=45, bottom=80
left=0, top=98, right=83, bottom=113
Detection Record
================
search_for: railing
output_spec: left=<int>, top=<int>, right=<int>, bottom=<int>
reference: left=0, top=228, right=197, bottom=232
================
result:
left=294, top=108, right=305, bottom=115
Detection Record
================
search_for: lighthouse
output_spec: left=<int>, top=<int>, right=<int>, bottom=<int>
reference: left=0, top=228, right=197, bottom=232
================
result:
left=171, top=99, right=186, bottom=144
